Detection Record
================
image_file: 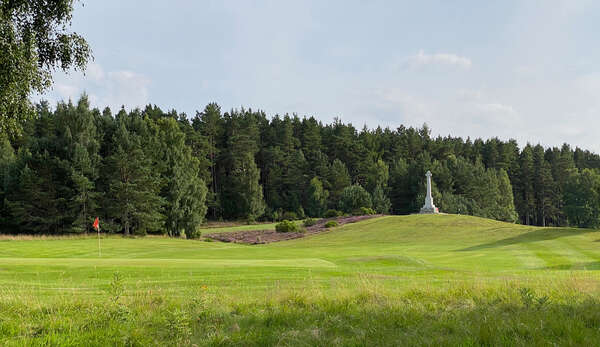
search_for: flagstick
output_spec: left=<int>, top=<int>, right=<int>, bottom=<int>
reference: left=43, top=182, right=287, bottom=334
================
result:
left=97, top=226, right=101, bottom=257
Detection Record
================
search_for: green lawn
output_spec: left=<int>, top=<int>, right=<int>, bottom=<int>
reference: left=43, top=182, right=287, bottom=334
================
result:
left=2, top=214, right=600, bottom=345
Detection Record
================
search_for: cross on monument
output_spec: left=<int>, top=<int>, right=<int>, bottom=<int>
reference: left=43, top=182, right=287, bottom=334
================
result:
left=420, top=170, right=439, bottom=214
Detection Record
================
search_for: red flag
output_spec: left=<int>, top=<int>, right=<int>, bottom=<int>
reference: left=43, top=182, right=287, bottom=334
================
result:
left=93, top=217, right=99, bottom=231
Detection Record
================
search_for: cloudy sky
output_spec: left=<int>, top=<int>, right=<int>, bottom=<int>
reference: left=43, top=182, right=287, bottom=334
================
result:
left=42, top=0, right=600, bottom=151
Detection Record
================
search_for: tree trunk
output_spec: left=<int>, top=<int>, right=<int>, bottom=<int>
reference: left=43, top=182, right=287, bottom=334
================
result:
left=124, top=217, right=130, bottom=236
left=83, top=199, right=87, bottom=234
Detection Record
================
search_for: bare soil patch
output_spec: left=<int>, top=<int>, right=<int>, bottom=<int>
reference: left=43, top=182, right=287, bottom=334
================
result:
left=200, top=220, right=274, bottom=229
left=204, top=215, right=382, bottom=244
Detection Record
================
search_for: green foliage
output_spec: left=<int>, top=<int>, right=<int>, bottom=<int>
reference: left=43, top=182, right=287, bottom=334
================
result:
left=281, top=211, right=298, bottom=220
left=303, top=218, right=317, bottom=227
left=327, top=159, right=351, bottom=208
left=352, top=207, right=376, bottom=216
left=563, top=169, right=600, bottom=228
left=439, top=194, right=477, bottom=215
left=59, top=96, right=102, bottom=233
left=519, top=287, right=550, bottom=310
left=165, top=309, right=192, bottom=344
left=388, top=158, right=412, bottom=214
left=324, top=221, right=338, bottom=228
left=434, top=159, right=518, bottom=223
left=195, top=103, right=222, bottom=219
left=108, top=272, right=125, bottom=302
left=371, top=183, right=391, bottom=214
left=0, top=0, right=91, bottom=137
left=8, top=151, right=72, bottom=234
left=324, top=209, right=342, bottom=218
left=496, top=169, right=518, bottom=223
left=269, top=209, right=280, bottom=222
left=151, top=118, right=207, bottom=237
left=106, top=119, right=164, bottom=236
left=516, top=145, right=535, bottom=223
left=339, top=184, right=372, bottom=213
left=220, top=111, right=265, bottom=221
left=306, top=177, right=328, bottom=217
left=0, top=134, right=16, bottom=228
left=366, top=159, right=389, bottom=194
left=185, top=228, right=202, bottom=239
left=275, top=220, right=298, bottom=233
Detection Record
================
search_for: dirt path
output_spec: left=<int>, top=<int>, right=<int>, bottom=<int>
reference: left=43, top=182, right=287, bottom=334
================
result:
left=204, top=215, right=382, bottom=244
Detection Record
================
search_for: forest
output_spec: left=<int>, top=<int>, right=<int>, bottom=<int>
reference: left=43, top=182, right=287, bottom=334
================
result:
left=2, top=95, right=600, bottom=236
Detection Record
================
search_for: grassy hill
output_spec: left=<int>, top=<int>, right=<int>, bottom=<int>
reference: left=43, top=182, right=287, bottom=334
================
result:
left=2, top=215, right=600, bottom=345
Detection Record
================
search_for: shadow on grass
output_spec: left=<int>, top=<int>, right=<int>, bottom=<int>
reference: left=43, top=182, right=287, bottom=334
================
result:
left=457, top=228, right=589, bottom=252
left=540, top=261, right=600, bottom=270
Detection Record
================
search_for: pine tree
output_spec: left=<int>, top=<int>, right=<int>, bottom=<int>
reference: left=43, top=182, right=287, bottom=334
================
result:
left=301, top=116, right=322, bottom=169
left=366, top=159, right=389, bottom=194
left=548, top=144, right=576, bottom=226
left=106, top=122, right=164, bottom=236
left=564, top=169, right=600, bottom=228
left=372, top=183, right=391, bottom=214
left=533, top=145, right=555, bottom=226
left=306, top=177, right=328, bottom=217
left=327, top=159, right=351, bottom=209
left=220, top=110, right=265, bottom=220
left=70, top=145, right=100, bottom=233
left=152, top=117, right=208, bottom=237
left=0, top=135, right=16, bottom=230
left=57, top=96, right=102, bottom=233
left=8, top=150, right=71, bottom=234
left=480, top=168, right=501, bottom=219
left=226, top=152, right=266, bottom=221
left=281, top=149, right=307, bottom=213
left=388, top=158, right=410, bottom=214
left=517, top=145, right=535, bottom=224
left=495, top=169, right=518, bottom=222
left=195, top=103, right=222, bottom=218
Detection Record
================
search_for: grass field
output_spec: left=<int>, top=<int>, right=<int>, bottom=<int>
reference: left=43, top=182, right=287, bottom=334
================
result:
left=2, top=214, right=600, bottom=345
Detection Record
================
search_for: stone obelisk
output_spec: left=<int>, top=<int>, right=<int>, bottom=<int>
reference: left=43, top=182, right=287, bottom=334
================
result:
left=420, top=170, right=439, bottom=214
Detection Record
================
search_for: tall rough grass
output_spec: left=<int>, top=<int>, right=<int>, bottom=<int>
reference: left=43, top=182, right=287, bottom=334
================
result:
left=1, top=279, right=599, bottom=346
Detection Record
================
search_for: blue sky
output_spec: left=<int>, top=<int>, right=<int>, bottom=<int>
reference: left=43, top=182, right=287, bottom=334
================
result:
left=43, top=0, right=600, bottom=151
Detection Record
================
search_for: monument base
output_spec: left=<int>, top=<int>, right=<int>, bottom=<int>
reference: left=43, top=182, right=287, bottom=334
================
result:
left=420, top=206, right=439, bottom=214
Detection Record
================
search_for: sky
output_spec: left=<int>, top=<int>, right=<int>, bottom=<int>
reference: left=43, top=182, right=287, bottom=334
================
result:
left=41, top=0, right=600, bottom=152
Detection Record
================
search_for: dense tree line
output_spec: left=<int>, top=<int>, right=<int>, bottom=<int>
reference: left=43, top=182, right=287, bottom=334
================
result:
left=2, top=95, right=600, bottom=235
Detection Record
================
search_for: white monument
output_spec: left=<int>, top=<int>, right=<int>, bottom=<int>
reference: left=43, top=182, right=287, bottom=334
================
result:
left=420, top=170, right=439, bottom=214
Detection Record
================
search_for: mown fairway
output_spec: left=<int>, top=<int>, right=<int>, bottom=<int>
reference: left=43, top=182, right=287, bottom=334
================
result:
left=2, top=214, right=600, bottom=345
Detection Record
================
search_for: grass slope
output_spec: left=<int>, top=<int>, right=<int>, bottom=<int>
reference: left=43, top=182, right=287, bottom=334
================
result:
left=1, top=214, right=600, bottom=345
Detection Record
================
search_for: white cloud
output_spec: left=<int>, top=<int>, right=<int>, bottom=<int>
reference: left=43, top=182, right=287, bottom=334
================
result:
left=455, top=91, right=520, bottom=131
left=575, top=73, right=600, bottom=96
left=456, top=89, right=483, bottom=101
left=405, top=50, right=472, bottom=69
left=104, top=70, right=151, bottom=110
left=54, top=83, right=80, bottom=101
left=41, top=63, right=151, bottom=112
left=364, top=88, right=437, bottom=128
left=85, top=62, right=105, bottom=81
left=462, top=102, right=520, bottom=135
left=475, top=103, right=517, bottom=117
